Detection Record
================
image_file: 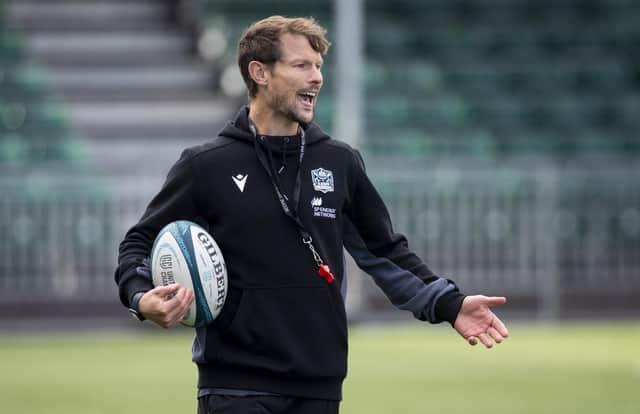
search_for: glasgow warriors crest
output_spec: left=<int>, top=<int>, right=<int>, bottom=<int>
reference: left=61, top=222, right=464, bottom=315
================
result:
left=311, top=168, right=334, bottom=193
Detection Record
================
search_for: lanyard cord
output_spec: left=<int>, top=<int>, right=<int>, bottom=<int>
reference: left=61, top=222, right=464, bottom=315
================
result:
left=250, top=122, right=306, bottom=234
left=249, top=121, right=335, bottom=284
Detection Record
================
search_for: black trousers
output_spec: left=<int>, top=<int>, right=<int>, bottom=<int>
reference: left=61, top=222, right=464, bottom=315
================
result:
left=197, top=394, right=340, bottom=414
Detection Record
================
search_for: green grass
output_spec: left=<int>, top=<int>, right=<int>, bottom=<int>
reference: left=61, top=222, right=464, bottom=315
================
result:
left=0, top=322, right=638, bottom=414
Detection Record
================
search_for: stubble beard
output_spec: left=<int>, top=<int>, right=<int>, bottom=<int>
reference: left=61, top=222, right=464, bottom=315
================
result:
left=271, top=91, right=314, bottom=125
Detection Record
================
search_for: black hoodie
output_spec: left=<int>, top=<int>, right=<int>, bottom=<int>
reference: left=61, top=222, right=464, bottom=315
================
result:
left=115, top=106, right=464, bottom=400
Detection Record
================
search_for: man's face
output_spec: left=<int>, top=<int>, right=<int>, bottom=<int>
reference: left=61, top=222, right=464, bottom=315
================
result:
left=263, top=33, right=324, bottom=125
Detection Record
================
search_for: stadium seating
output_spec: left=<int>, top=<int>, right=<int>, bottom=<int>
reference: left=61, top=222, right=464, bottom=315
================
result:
left=366, top=0, right=640, bottom=159
left=5, top=0, right=639, bottom=164
left=0, top=0, right=637, bottom=319
left=0, top=24, right=85, bottom=166
left=192, top=0, right=640, bottom=160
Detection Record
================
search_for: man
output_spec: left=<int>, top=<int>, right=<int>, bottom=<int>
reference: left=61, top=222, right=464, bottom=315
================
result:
left=115, top=15, right=509, bottom=414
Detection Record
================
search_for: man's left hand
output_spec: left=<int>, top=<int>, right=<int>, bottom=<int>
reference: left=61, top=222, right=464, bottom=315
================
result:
left=454, top=295, right=509, bottom=348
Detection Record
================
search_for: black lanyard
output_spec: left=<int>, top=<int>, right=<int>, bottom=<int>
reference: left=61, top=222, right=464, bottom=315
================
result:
left=250, top=122, right=335, bottom=284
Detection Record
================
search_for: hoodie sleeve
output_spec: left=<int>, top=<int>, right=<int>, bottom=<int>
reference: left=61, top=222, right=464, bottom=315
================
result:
left=114, top=149, right=199, bottom=307
left=343, top=150, right=465, bottom=324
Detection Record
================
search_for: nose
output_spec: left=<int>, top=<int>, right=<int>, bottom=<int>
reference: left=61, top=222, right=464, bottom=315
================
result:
left=310, top=65, right=323, bottom=86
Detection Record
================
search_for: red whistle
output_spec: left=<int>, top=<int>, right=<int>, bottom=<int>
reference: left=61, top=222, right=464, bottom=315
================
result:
left=318, top=263, right=335, bottom=284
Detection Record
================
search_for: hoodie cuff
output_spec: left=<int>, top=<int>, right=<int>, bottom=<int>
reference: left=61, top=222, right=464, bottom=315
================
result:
left=123, top=277, right=154, bottom=308
left=117, top=257, right=154, bottom=307
left=434, top=290, right=466, bottom=325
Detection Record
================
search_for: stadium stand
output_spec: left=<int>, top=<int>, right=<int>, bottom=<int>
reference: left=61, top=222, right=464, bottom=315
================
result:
left=5, top=0, right=232, bottom=175
left=0, top=22, right=83, bottom=166
left=5, top=0, right=639, bottom=166
left=363, top=0, right=639, bottom=159
left=190, top=0, right=640, bottom=160
left=187, top=0, right=640, bottom=318
left=1, top=0, right=638, bottom=321
left=0, top=0, right=115, bottom=309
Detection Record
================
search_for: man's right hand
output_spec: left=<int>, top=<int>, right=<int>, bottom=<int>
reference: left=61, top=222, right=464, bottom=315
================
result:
left=138, top=284, right=195, bottom=328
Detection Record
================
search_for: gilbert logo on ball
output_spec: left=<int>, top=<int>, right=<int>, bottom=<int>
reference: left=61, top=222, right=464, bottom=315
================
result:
left=150, top=220, right=227, bottom=327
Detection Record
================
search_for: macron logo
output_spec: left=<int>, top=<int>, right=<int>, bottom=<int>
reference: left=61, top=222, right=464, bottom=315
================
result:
left=232, top=174, right=248, bottom=192
left=311, top=197, right=322, bottom=207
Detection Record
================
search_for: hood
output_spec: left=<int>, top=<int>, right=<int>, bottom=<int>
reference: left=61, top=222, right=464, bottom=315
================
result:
left=218, top=106, right=331, bottom=154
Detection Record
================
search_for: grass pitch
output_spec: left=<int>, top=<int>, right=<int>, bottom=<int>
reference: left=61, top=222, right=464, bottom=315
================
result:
left=0, top=322, right=638, bottom=414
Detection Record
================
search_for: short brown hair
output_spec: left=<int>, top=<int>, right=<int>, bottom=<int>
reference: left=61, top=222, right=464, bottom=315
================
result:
left=237, top=16, right=331, bottom=98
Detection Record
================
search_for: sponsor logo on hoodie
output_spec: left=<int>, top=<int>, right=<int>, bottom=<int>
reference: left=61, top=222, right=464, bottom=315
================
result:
left=310, top=196, right=336, bottom=219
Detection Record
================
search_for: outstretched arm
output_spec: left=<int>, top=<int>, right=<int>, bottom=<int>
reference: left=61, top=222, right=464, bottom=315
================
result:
left=343, top=150, right=465, bottom=324
left=454, top=295, right=509, bottom=348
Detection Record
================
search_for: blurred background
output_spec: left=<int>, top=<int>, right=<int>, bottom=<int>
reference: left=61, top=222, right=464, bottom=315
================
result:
left=0, top=1, right=638, bottom=413
left=1, top=0, right=639, bottom=326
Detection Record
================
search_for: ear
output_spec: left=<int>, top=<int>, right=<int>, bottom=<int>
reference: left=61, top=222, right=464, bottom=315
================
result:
left=248, top=61, right=270, bottom=88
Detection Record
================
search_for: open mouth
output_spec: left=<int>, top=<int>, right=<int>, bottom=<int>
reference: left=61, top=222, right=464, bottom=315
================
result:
left=297, top=91, right=317, bottom=107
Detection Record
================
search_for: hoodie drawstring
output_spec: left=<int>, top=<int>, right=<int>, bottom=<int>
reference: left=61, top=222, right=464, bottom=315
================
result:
left=278, top=137, right=289, bottom=175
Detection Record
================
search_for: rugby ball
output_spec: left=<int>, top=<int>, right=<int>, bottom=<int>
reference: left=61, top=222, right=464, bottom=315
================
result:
left=150, top=220, right=227, bottom=328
